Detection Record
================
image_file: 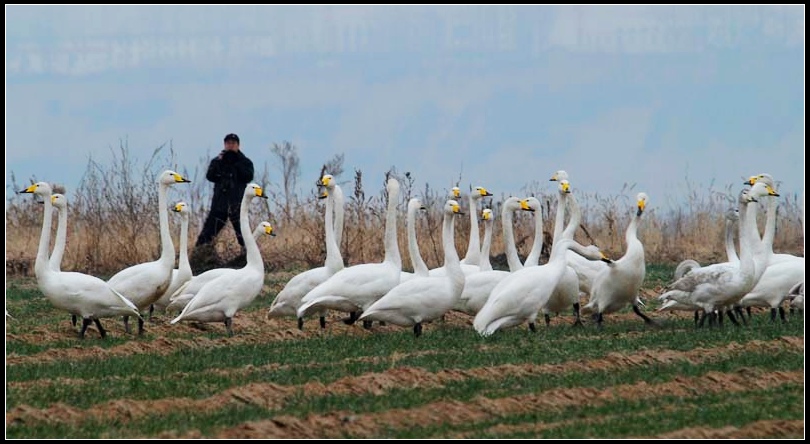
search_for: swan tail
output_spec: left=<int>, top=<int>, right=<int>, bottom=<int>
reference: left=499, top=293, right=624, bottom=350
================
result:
left=109, top=287, right=143, bottom=319
left=169, top=280, right=192, bottom=301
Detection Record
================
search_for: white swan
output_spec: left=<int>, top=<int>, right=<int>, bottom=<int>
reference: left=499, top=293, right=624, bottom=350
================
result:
left=268, top=174, right=345, bottom=329
left=107, top=170, right=191, bottom=335
left=474, top=237, right=611, bottom=337
left=170, top=184, right=273, bottom=336
left=297, top=177, right=402, bottom=326
left=429, top=186, right=491, bottom=276
left=359, top=199, right=465, bottom=336
left=456, top=197, right=527, bottom=315
left=787, top=281, right=804, bottom=312
left=661, top=181, right=779, bottom=325
left=478, top=208, right=494, bottom=272
left=151, top=202, right=194, bottom=314
left=582, top=193, right=653, bottom=328
left=20, top=182, right=141, bottom=338
left=400, top=197, right=429, bottom=283
left=737, top=174, right=804, bottom=321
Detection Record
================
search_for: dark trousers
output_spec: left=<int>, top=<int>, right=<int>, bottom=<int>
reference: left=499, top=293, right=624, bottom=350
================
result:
left=196, top=207, right=245, bottom=248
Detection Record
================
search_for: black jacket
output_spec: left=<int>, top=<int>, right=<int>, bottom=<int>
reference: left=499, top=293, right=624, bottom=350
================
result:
left=206, top=150, right=254, bottom=212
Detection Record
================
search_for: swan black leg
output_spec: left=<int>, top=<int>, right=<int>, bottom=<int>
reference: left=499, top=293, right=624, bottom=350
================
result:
left=79, top=318, right=92, bottom=339
left=632, top=304, right=655, bottom=325
left=693, top=311, right=700, bottom=327
left=362, top=320, right=373, bottom=330
left=148, top=304, right=155, bottom=322
left=225, top=317, right=234, bottom=337
left=529, top=322, right=537, bottom=332
left=342, top=311, right=358, bottom=325
left=746, top=306, right=752, bottom=319
left=93, top=319, right=107, bottom=338
left=297, top=317, right=304, bottom=330
left=726, top=309, right=741, bottom=327
left=717, top=310, right=724, bottom=327
left=319, top=316, right=327, bottom=329
left=734, top=306, right=748, bottom=326
left=779, top=306, right=787, bottom=323
left=697, top=311, right=707, bottom=329
left=770, top=308, right=777, bottom=323
left=413, top=322, right=422, bottom=337
left=543, top=314, right=550, bottom=327
left=572, top=303, right=584, bottom=328
left=137, top=317, right=145, bottom=336
left=595, top=312, right=604, bottom=330
left=71, top=315, right=78, bottom=327
left=123, top=315, right=131, bottom=334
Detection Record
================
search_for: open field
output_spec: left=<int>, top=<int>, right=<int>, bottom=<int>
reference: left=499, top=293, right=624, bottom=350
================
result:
left=5, top=267, right=805, bottom=439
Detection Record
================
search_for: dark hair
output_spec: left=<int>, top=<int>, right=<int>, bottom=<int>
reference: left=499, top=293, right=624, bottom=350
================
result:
left=224, top=133, right=240, bottom=144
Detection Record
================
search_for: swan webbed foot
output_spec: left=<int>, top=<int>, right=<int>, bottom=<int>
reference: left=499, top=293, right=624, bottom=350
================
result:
left=297, top=317, right=304, bottom=330
left=413, top=323, right=422, bottom=337
left=319, top=316, right=327, bottom=329
left=225, top=317, right=234, bottom=337
left=93, top=319, right=107, bottom=339
left=529, top=322, right=537, bottom=332
left=79, top=318, right=92, bottom=339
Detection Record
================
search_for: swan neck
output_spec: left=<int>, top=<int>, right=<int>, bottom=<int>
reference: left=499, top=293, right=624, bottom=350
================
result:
left=553, top=191, right=565, bottom=243
left=383, top=185, right=401, bottom=268
left=407, top=204, right=428, bottom=276
left=479, top=220, right=493, bottom=272
left=561, top=193, right=581, bottom=240
left=462, top=193, right=480, bottom=265
left=442, top=210, right=463, bottom=283
left=738, top=196, right=758, bottom=280
left=35, top=194, right=54, bottom=277
left=724, top=218, right=739, bottom=263
left=158, top=183, right=175, bottom=264
left=760, top=194, right=778, bottom=254
left=240, top=192, right=262, bottom=267
left=50, top=204, right=67, bottom=271
left=333, top=185, right=345, bottom=248
left=502, top=204, right=522, bottom=272
left=324, top=186, right=343, bottom=272
left=178, top=214, right=190, bottom=273
left=525, top=203, right=544, bottom=267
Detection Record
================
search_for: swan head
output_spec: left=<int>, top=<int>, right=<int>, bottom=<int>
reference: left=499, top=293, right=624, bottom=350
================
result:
left=19, top=181, right=53, bottom=197
left=172, top=201, right=191, bottom=215
left=159, top=170, right=191, bottom=185
left=502, top=196, right=523, bottom=213
left=549, top=170, right=569, bottom=182
left=408, top=198, right=426, bottom=212
left=318, top=174, right=335, bottom=189
left=481, top=208, right=494, bottom=222
left=51, top=193, right=67, bottom=209
left=446, top=199, right=464, bottom=216
left=579, top=243, right=612, bottom=263
left=725, top=207, right=740, bottom=222
left=744, top=173, right=774, bottom=188
left=558, top=180, right=571, bottom=194
left=450, top=186, right=461, bottom=199
left=745, top=181, right=779, bottom=202
left=636, top=192, right=648, bottom=217
left=524, top=197, right=542, bottom=212
left=473, top=186, right=493, bottom=199
left=245, top=183, right=268, bottom=199
left=386, top=177, right=400, bottom=196
left=519, top=198, right=536, bottom=213
left=258, top=221, right=276, bottom=237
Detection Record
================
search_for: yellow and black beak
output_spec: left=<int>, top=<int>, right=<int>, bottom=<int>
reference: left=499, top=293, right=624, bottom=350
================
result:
left=172, top=203, right=184, bottom=212
left=173, top=173, right=191, bottom=183
left=601, top=252, right=613, bottom=264
left=266, top=225, right=276, bottom=236
left=549, top=173, right=558, bottom=181
left=520, top=199, right=535, bottom=212
left=561, top=182, right=571, bottom=194
left=452, top=188, right=461, bottom=199
left=452, top=203, right=464, bottom=215
left=319, top=190, right=329, bottom=200
left=744, top=176, right=757, bottom=186
left=256, top=187, right=268, bottom=199
left=637, top=199, right=646, bottom=217
left=766, top=185, right=780, bottom=197
left=19, top=184, right=37, bottom=194
left=479, top=188, right=493, bottom=197
left=319, top=176, right=331, bottom=187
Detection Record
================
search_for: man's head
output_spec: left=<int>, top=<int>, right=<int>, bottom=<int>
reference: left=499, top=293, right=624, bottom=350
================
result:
left=223, top=133, right=240, bottom=152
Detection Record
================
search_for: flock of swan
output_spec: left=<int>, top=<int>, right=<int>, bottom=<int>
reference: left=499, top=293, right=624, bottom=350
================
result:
left=12, top=169, right=804, bottom=339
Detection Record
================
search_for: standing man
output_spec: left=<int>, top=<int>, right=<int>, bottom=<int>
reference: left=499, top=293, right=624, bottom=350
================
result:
left=192, top=133, right=255, bottom=271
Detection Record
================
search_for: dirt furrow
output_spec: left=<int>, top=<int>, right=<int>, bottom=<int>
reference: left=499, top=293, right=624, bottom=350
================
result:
left=206, top=369, right=803, bottom=439
left=645, top=420, right=804, bottom=439
left=7, top=337, right=801, bottom=430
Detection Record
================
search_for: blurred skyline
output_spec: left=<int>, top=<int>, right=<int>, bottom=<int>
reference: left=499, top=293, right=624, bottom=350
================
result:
left=6, top=5, right=805, bottom=211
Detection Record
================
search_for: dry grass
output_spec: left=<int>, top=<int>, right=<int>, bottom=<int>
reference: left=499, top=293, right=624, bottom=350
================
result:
left=5, top=142, right=804, bottom=278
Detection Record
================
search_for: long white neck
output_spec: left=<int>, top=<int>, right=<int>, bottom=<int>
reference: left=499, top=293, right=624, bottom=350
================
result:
left=561, top=193, right=580, bottom=240
left=479, top=218, right=493, bottom=272
left=753, top=195, right=778, bottom=280
left=49, top=204, right=67, bottom=272
left=35, top=194, right=55, bottom=278
left=550, top=238, right=586, bottom=267
left=158, top=183, right=175, bottom=265
left=525, top=204, right=545, bottom=267
left=333, top=185, right=345, bottom=249
left=407, top=204, right=428, bottom=276
left=239, top=192, right=262, bottom=268
left=724, top=217, right=739, bottom=263
left=737, top=196, right=758, bottom=288
left=553, top=191, right=565, bottom=243
left=383, top=184, right=402, bottom=268
left=442, top=210, right=464, bottom=295
left=461, top=193, right=480, bottom=265
left=502, top=204, right=522, bottom=272
left=178, top=213, right=190, bottom=274
left=324, top=186, right=343, bottom=273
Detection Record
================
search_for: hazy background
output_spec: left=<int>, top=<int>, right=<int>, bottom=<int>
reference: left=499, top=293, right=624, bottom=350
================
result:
left=6, top=5, right=805, bottom=208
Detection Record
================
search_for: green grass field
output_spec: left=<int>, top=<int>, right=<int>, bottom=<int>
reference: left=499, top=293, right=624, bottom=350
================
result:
left=5, top=267, right=805, bottom=439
